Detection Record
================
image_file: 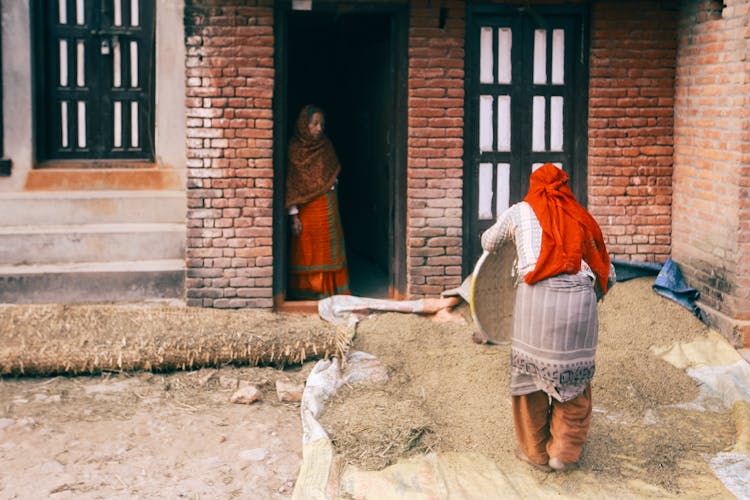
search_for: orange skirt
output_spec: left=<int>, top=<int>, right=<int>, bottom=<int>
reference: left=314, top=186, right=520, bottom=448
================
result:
left=288, top=190, right=350, bottom=299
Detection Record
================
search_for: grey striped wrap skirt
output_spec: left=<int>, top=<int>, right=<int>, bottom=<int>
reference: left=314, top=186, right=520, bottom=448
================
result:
left=510, top=273, right=598, bottom=402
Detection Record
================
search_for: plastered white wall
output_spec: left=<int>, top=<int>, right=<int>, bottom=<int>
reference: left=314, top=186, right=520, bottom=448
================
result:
left=1, top=0, right=33, bottom=191
left=155, top=0, right=186, bottom=172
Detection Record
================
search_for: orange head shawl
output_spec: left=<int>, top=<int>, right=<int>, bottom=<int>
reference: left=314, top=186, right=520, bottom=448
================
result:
left=523, top=163, right=611, bottom=295
left=285, top=105, right=342, bottom=208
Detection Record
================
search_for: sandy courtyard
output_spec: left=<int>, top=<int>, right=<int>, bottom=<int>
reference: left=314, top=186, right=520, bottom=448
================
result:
left=1, top=277, right=748, bottom=498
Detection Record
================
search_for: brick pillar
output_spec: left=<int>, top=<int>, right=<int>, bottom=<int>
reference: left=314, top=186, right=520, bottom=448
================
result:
left=588, top=1, right=677, bottom=262
left=407, top=1, right=466, bottom=297
left=184, top=1, right=275, bottom=309
left=673, top=0, right=750, bottom=346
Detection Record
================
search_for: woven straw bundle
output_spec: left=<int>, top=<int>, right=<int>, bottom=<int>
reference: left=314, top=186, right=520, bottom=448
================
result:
left=469, top=242, right=517, bottom=344
left=0, top=305, right=350, bottom=376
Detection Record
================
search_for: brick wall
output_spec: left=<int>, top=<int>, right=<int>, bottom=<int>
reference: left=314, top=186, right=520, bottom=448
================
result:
left=407, top=1, right=466, bottom=297
left=587, top=1, right=677, bottom=263
left=182, top=0, right=750, bottom=324
left=184, top=0, right=275, bottom=309
left=673, top=0, right=750, bottom=345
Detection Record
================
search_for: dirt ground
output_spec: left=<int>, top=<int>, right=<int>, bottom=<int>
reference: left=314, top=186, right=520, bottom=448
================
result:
left=0, top=277, right=742, bottom=498
left=0, top=362, right=315, bottom=499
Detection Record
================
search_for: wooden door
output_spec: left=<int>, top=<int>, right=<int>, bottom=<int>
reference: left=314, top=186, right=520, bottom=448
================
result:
left=38, top=0, right=155, bottom=161
left=464, top=5, right=590, bottom=271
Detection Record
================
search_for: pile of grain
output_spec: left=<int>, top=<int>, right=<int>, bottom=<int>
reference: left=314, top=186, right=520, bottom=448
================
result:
left=319, top=278, right=735, bottom=493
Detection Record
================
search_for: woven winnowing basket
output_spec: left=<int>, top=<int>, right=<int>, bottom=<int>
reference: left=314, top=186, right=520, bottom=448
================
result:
left=470, top=242, right=517, bottom=344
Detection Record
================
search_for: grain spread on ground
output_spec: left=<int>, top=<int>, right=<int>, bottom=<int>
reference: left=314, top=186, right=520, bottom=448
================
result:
left=0, top=277, right=741, bottom=497
left=319, top=277, right=735, bottom=495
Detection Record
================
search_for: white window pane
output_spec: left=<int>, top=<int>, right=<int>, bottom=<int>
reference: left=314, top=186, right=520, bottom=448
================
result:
left=532, top=96, right=546, bottom=152
left=76, top=0, right=84, bottom=25
left=550, top=97, right=564, bottom=151
left=61, top=102, right=69, bottom=148
left=59, top=40, right=68, bottom=86
left=480, top=27, right=493, bottom=84
left=496, top=163, right=510, bottom=214
left=131, top=102, right=139, bottom=147
left=496, top=96, right=511, bottom=152
left=478, top=163, right=494, bottom=220
left=131, top=0, right=140, bottom=27
left=479, top=95, right=493, bottom=152
left=552, top=30, right=565, bottom=84
left=76, top=40, right=85, bottom=87
left=533, top=30, right=547, bottom=85
left=58, top=0, right=67, bottom=24
left=114, top=101, right=122, bottom=147
left=77, top=101, right=86, bottom=148
left=114, top=0, right=122, bottom=26
left=498, top=28, right=512, bottom=84
left=113, top=40, right=122, bottom=87
left=130, top=41, right=139, bottom=87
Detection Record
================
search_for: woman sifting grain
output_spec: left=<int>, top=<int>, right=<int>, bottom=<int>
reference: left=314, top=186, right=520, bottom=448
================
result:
left=481, top=163, right=616, bottom=472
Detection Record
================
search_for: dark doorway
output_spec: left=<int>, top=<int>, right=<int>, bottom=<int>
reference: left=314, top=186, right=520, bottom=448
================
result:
left=275, top=6, right=407, bottom=302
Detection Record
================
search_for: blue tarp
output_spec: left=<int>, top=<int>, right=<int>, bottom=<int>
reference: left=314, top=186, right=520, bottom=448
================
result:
left=652, top=258, right=709, bottom=324
left=612, top=258, right=663, bottom=282
left=612, top=258, right=708, bottom=325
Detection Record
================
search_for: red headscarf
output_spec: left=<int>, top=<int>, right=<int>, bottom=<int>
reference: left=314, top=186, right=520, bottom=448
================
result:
left=523, top=163, right=611, bottom=294
left=285, top=105, right=341, bottom=208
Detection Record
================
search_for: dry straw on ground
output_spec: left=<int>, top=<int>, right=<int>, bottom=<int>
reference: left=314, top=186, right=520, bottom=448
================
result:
left=0, top=304, right=349, bottom=376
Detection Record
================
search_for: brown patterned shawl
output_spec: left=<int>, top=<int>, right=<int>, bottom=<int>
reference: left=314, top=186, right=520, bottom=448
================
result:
left=285, top=105, right=341, bottom=208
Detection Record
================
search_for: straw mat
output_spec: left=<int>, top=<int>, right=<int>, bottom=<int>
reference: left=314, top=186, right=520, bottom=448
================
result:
left=0, top=304, right=349, bottom=376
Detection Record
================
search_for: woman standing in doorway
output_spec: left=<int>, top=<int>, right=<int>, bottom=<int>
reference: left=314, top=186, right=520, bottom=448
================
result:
left=285, top=105, right=350, bottom=299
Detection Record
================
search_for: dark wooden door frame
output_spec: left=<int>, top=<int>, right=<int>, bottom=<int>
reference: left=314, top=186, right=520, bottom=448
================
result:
left=462, top=4, right=590, bottom=274
left=272, top=2, right=408, bottom=307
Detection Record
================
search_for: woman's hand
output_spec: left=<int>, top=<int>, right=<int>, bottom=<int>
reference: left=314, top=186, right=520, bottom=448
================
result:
left=290, top=214, right=302, bottom=236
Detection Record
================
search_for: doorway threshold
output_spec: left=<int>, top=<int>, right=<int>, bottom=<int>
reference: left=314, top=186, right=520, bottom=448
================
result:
left=275, top=299, right=319, bottom=315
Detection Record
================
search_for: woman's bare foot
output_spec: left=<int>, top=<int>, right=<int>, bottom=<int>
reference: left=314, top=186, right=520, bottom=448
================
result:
left=548, top=457, right=576, bottom=472
left=422, top=296, right=461, bottom=313
left=472, top=331, right=489, bottom=344
left=515, top=448, right=552, bottom=473
left=430, top=306, right=467, bottom=324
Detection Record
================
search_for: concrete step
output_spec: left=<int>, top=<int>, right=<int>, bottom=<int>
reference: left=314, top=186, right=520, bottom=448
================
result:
left=0, top=260, right=185, bottom=303
left=0, top=191, right=185, bottom=225
left=0, top=223, right=185, bottom=265
left=0, top=189, right=187, bottom=302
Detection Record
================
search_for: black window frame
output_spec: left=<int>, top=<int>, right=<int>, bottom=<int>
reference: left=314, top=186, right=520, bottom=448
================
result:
left=33, top=0, right=156, bottom=163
